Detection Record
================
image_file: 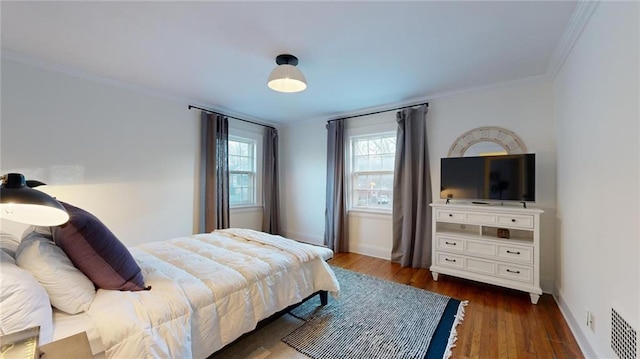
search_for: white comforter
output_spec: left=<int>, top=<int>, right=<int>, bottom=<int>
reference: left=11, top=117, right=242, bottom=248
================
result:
left=85, top=229, right=340, bottom=359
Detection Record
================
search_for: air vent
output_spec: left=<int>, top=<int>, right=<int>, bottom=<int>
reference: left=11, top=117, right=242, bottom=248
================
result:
left=612, top=308, right=637, bottom=359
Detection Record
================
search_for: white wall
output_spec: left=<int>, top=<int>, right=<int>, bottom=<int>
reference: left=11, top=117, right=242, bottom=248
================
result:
left=553, top=2, right=639, bottom=357
left=279, top=119, right=327, bottom=244
left=430, top=81, right=557, bottom=290
left=1, top=58, right=200, bottom=246
left=281, top=80, right=558, bottom=291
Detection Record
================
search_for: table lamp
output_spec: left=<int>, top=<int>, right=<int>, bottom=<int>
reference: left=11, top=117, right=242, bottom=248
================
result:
left=0, top=173, right=69, bottom=226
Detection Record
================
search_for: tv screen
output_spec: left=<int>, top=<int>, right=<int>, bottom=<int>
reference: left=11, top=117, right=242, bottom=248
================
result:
left=440, top=154, right=535, bottom=202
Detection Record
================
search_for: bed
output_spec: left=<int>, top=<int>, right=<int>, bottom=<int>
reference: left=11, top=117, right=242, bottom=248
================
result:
left=1, top=218, right=340, bottom=358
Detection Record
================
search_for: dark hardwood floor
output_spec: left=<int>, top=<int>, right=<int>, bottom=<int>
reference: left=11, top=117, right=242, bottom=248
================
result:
left=328, top=252, right=583, bottom=359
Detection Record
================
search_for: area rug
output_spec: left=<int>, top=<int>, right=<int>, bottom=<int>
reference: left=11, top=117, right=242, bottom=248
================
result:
left=283, top=267, right=467, bottom=359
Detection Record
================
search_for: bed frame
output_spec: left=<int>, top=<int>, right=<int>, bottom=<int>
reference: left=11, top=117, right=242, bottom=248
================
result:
left=210, top=290, right=328, bottom=357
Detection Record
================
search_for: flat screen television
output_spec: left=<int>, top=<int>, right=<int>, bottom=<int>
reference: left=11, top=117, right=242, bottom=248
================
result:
left=440, top=153, right=535, bottom=202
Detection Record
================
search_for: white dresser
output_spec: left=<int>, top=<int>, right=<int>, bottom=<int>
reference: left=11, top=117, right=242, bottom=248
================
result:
left=430, top=203, right=544, bottom=304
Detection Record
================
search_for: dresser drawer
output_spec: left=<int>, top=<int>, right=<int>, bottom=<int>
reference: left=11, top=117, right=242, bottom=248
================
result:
left=466, top=257, right=496, bottom=275
left=497, top=263, right=533, bottom=283
left=497, top=244, right=533, bottom=264
left=466, top=240, right=496, bottom=257
left=437, top=236, right=464, bottom=252
left=465, top=213, right=496, bottom=224
left=496, top=214, right=534, bottom=229
left=436, top=210, right=465, bottom=222
left=437, top=253, right=464, bottom=269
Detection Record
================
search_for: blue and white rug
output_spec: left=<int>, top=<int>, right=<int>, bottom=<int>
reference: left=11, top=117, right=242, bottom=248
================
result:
left=283, top=267, right=467, bottom=359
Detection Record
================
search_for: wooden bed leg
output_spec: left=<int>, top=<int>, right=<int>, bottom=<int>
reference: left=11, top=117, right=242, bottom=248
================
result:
left=319, top=291, right=328, bottom=306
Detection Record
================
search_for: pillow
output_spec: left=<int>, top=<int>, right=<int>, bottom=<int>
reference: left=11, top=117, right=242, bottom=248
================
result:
left=0, top=219, right=32, bottom=257
left=25, top=225, right=54, bottom=238
left=51, top=202, right=148, bottom=291
left=16, top=231, right=96, bottom=314
left=0, top=250, right=54, bottom=344
left=0, top=232, right=20, bottom=258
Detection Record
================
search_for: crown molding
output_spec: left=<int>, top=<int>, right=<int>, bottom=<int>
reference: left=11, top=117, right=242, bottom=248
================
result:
left=285, top=73, right=552, bottom=128
left=1, top=50, right=275, bottom=128
left=547, top=0, right=600, bottom=78
left=2, top=50, right=187, bottom=104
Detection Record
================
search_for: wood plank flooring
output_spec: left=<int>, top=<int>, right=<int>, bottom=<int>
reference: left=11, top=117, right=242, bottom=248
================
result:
left=328, top=252, right=583, bottom=359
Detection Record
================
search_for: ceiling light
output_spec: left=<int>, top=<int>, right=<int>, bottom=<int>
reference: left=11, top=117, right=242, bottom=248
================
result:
left=267, top=54, right=307, bottom=93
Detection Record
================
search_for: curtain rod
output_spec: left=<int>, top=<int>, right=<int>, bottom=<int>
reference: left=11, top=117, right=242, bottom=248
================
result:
left=327, top=102, right=429, bottom=123
left=188, top=105, right=276, bottom=130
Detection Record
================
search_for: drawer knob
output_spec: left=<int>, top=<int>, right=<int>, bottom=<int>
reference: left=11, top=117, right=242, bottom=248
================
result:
left=506, top=269, right=521, bottom=274
left=445, top=241, right=457, bottom=246
left=506, top=250, right=521, bottom=255
left=511, top=218, right=516, bottom=222
left=445, top=258, right=457, bottom=263
left=449, top=214, right=453, bottom=217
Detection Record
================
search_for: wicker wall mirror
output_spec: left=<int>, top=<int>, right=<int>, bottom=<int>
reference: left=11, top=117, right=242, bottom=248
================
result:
left=447, top=126, right=527, bottom=157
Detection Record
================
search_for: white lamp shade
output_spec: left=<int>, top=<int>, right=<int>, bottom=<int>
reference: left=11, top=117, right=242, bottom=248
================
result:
left=0, top=203, right=69, bottom=226
left=268, top=64, right=307, bottom=93
left=0, top=173, right=69, bottom=226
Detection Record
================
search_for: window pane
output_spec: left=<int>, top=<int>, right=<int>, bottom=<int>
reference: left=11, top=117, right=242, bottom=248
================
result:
left=382, top=137, right=396, bottom=153
left=368, top=139, right=380, bottom=154
left=228, top=137, right=256, bottom=206
left=355, top=140, right=368, bottom=156
left=381, top=154, right=393, bottom=171
left=229, top=157, right=239, bottom=170
left=240, top=157, right=251, bottom=171
left=229, top=141, right=240, bottom=156
left=380, top=174, right=393, bottom=190
left=350, top=132, right=395, bottom=210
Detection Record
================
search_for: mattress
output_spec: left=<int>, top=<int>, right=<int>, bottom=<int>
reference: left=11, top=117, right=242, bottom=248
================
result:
left=81, top=229, right=340, bottom=359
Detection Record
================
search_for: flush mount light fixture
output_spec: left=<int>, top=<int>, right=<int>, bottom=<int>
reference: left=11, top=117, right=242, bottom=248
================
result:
left=267, top=54, right=307, bottom=93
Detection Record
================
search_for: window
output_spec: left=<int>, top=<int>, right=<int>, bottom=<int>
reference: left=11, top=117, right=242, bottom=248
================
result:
left=229, top=136, right=256, bottom=206
left=350, top=132, right=396, bottom=210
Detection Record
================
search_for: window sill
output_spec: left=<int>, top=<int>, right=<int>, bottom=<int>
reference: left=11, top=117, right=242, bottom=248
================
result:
left=230, top=206, right=263, bottom=214
left=348, top=209, right=392, bottom=219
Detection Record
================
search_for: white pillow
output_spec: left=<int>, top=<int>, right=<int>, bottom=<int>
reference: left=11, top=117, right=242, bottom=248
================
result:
left=0, top=250, right=53, bottom=344
left=0, top=232, right=20, bottom=258
left=16, top=231, right=96, bottom=314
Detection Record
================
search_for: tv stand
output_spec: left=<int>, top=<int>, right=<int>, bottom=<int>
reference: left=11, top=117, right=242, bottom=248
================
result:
left=430, top=203, right=543, bottom=304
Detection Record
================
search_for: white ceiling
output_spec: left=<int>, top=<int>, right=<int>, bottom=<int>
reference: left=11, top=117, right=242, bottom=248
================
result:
left=1, top=1, right=578, bottom=124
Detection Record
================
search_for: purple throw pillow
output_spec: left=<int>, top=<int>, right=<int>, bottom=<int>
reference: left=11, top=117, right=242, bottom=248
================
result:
left=52, top=202, right=148, bottom=291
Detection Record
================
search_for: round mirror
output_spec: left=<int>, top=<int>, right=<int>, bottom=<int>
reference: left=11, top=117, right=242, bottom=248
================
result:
left=464, top=141, right=508, bottom=157
left=447, top=127, right=526, bottom=157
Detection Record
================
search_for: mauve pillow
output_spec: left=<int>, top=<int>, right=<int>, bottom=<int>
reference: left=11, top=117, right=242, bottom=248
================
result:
left=52, top=202, right=148, bottom=291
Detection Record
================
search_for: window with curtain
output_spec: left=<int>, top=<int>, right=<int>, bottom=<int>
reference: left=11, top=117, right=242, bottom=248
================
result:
left=350, top=132, right=396, bottom=211
left=228, top=136, right=256, bottom=207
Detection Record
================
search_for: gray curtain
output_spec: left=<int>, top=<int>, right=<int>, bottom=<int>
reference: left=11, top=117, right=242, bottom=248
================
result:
left=391, top=105, right=431, bottom=268
left=199, top=112, right=229, bottom=232
left=262, top=127, right=281, bottom=234
left=324, top=120, right=349, bottom=252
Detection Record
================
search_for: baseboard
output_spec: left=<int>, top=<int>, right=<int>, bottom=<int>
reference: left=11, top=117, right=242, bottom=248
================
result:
left=540, top=278, right=555, bottom=294
left=348, top=242, right=391, bottom=260
left=553, top=290, right=604, bottom=358
left=280, top=229, right=324, bottom=246
left=279, top=230, right=392, bottom=261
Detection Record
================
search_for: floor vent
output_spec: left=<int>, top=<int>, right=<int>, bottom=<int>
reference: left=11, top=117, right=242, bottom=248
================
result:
left=612, top=308, right=637, bottom=359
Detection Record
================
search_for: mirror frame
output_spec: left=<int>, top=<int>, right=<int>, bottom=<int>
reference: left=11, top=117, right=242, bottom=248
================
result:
left=447, top=126, right=527, bottom=157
